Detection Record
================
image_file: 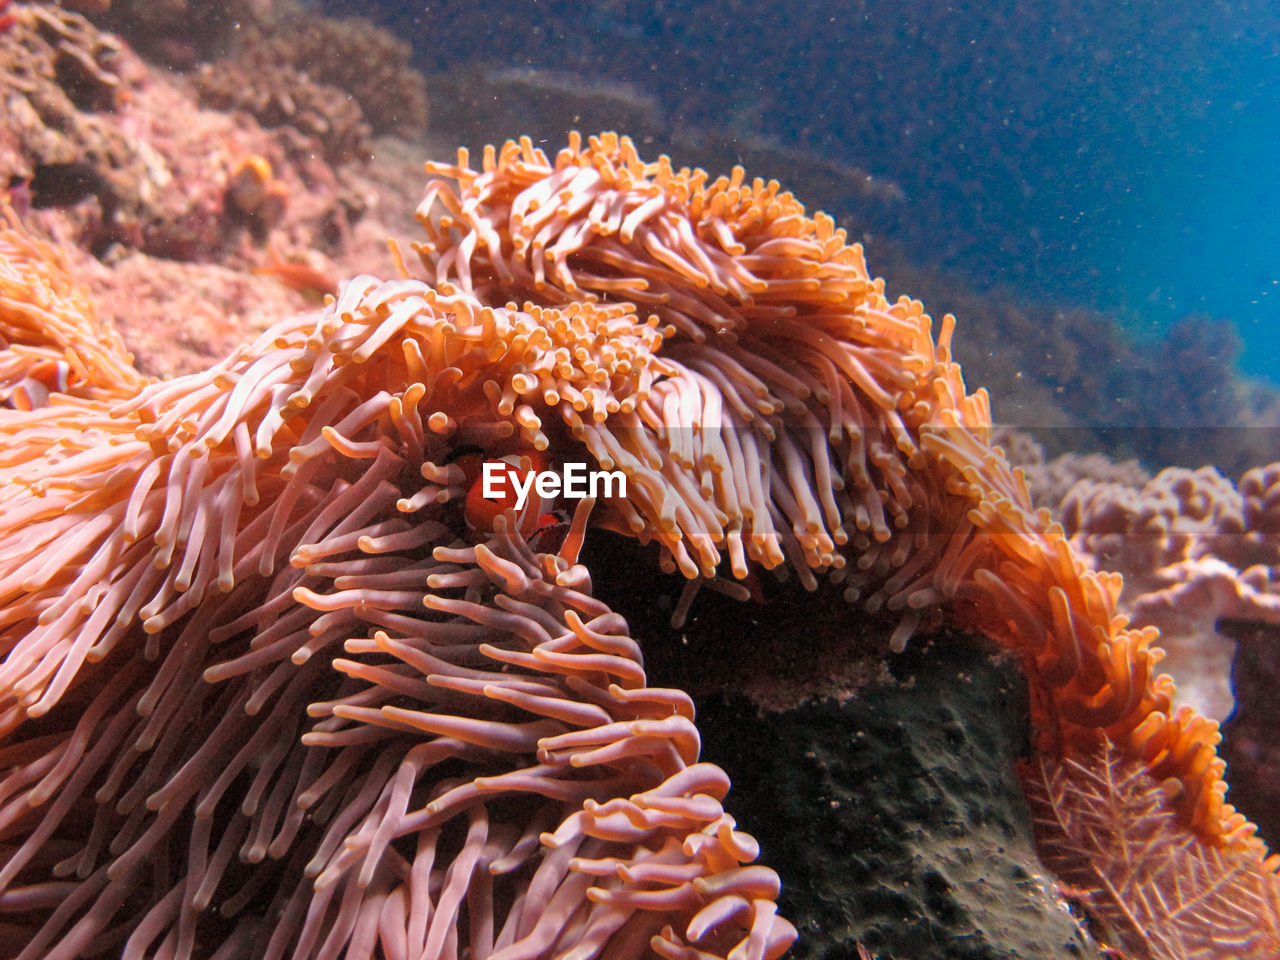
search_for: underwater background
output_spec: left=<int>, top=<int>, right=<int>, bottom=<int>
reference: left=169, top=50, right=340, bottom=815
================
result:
left=323, top=0, right=1280, bottom=386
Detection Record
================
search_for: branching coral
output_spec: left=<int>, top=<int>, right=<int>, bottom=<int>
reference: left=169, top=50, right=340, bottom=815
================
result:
left=0, top=132, right=1273, bottom=959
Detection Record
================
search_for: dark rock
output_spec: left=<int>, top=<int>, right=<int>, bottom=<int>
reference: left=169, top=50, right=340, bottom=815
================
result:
left=697, top=633, right=1102, bottom=960
left=1220, top=617, right=1280, bottom=849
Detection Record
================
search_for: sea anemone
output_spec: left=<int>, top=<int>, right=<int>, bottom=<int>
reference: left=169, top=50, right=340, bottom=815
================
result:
left=0, top=132, right=1265, bottom=959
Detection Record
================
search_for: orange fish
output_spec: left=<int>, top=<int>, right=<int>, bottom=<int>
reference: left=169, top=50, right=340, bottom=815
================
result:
left=458, top=451, right=560, bottom=538
left=252, top=246, right=338, bottom=300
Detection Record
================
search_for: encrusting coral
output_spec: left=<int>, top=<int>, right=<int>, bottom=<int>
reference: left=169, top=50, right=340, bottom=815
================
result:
left=0, top=131, right=1273, bottom=958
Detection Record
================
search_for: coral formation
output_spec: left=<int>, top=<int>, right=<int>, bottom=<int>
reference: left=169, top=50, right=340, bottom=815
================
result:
left=0, top=4, right=142, bottom=244
left=0, top=2, right=430, bottom=377
left=1024, top=739, right=1280, bottom=959
left=94, top=1, right=426, bottom=145
left=193, top=56, right=372, bottom=164
left=0, top=2, right=270, bottom=259
left=1053, top=461, right=1280, bottom=719
left=0, top=130, right=1275, bottom=960
left=198, top=12, right=428, bottom=142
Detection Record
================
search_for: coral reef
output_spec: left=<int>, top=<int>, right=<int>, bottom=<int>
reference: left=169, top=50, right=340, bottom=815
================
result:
left=193, top=55, right=372, bottom=164
left=2, top=7, right=1269, bottom=957
left=1051, top=462, right=1280, bottom=719
left=203, top=11, right=428, bottom=141
left=95, top=3, right=427, bottom=143
left=0, top=4, right=144, bottom=248
left=0, top=2, right=271, bottom=258
left=0, top=2, right=430, bottom=377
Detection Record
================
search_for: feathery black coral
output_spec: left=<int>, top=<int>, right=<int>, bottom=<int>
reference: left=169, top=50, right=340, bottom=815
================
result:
left=1023, top=739, right=1280, bottom=960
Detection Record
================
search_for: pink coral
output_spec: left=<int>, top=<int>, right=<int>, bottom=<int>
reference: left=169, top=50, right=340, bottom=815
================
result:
left=1060, top=464, right=1280, bottom=718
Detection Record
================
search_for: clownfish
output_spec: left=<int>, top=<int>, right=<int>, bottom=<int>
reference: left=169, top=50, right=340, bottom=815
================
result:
left=454, top=450, right=568, bottom=545
left=1, top=358, right=72, bottom=410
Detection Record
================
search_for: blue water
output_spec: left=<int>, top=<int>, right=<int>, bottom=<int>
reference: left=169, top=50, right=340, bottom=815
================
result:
left=332, top=0, right=1280, bottom=383
left=1100, top=104, right=1280, bottom=379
